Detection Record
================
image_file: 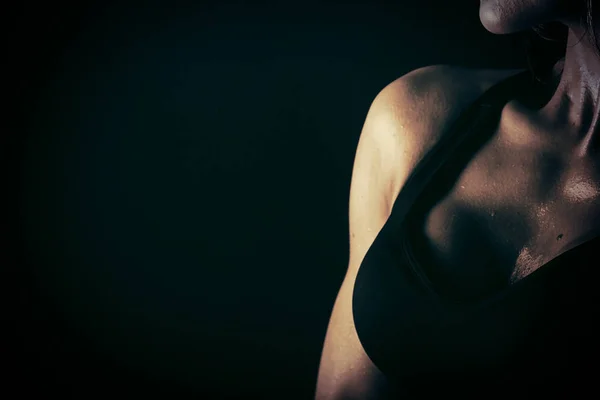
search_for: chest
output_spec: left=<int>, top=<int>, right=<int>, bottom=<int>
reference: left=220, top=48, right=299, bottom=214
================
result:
left=414, top=127, right=600, bottom=299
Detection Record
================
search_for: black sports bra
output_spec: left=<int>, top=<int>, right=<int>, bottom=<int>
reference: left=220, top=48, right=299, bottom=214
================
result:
left=352, top=70, right=600, bottom=399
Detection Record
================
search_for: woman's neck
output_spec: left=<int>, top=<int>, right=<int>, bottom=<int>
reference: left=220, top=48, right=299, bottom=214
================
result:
left=539, top=25, right=600, bottom=157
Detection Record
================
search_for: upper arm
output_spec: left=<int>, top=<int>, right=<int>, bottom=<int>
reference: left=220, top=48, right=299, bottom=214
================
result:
left=345, top=75, right=416, bottom=278
left=315, top=66, right=440, bottom=400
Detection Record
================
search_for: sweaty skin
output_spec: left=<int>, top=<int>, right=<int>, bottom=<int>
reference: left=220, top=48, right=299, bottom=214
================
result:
left=316, top=1, right=599, bottom=398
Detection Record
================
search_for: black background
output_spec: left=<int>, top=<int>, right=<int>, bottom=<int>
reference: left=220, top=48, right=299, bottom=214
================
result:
left=6, top=1, right=527, bottom=398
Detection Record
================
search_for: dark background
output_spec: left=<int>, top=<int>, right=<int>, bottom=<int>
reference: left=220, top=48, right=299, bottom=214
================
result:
left=7, top=1, right=526, bottom=398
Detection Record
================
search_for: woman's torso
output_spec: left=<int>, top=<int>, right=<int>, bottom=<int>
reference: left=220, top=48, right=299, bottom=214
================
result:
left=352, top=68, right=600, bottom=398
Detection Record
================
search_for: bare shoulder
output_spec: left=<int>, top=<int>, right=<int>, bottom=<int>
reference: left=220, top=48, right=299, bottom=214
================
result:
left=384, top=64, right=524, bottom=103
left=376, top=64, right=525, bottom=144
left=366, top=65, right=525, bottom=200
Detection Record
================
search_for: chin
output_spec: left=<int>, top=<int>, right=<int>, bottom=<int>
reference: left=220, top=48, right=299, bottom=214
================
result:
left=479, top=0, right=522, bottom=34
left=478, top=0, right=570, bottom=35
